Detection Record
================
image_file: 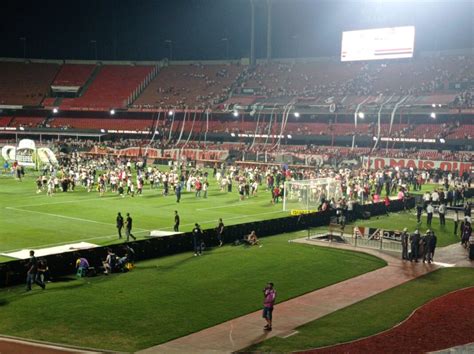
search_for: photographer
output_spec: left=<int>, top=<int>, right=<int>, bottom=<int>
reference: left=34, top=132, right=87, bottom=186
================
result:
left=262, top=282, right=276, bottom=331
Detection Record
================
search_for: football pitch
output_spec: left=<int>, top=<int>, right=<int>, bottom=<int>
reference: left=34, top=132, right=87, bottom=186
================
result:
left=0, top=168, right=287, bottom=262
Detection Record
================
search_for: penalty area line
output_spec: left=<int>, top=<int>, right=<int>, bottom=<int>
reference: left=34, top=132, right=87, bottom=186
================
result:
left=13, top=195, right=122, bottom=208
left=4, top=206, right=149, bottom=232
left=0, top=210, right=284, bottom=255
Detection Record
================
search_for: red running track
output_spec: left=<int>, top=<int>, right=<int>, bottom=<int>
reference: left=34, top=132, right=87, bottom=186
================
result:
left=303, top=287, right=474, bottom=354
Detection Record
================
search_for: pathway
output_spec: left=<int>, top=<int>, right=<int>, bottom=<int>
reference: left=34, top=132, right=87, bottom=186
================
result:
left=139, top=239, right=446, bottom=354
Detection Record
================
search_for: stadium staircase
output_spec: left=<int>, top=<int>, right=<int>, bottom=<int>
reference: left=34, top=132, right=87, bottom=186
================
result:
left=128, top=65, right=159, bottom=107
left=78, top=65, right=102, bottom=97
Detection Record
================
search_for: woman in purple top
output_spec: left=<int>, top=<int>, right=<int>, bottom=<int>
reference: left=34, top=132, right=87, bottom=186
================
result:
left=76, top=257, right=89, bottom=277
left=262, top=282, right=276, bottom=331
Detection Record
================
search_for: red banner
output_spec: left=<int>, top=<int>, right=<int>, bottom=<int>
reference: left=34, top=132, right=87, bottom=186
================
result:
left=363, top=157, right=472, bottom=175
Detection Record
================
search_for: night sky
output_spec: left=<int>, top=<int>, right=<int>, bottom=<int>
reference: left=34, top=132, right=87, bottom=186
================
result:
left=1, top=0, right=473, bottom=61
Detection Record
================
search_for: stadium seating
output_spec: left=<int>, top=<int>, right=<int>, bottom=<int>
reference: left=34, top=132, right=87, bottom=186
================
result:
left=49, top=117, right=154, bottom=131
left=133, top=64, right=244, bottom=109
left=60, top=65, right=155, bottom=110
left=0, top=62, right=59, bottom=106
left=0, top=117, right=12, bottom=127
left=10, top=117, right=45, bottom=128
left=52, top=64, right=96, bottom=87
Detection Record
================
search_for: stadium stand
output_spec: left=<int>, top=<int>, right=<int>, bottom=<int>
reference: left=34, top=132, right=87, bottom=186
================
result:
left=0, top=117, right=12, bottom=127
left=52, top=64, right=96, bottom=87
left=133, top=63, right=244, bottom=109
left=60, top=65, right=156, bottom=110
left=49, top=117, right=154, bottom=131
left=10, top=116, right=45, bottom=128
left=0, top=61, right=59, bottom=106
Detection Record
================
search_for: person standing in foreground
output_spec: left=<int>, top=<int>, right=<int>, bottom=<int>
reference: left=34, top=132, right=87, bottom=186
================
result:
left=125, top=213, right=137, bottom=241
left=438, top=203, right=446, bottom=226
left=263, top=282, right=276, bottom=331
left=401, top=228, right=409, bottom=260
left=116, top=212, right=124, bottom=239
left=216, top=218, right=224, bottom=247
left=175, top=183, right=182, bottom=203
left=26, top=250, right=45, bottom=291
left=426, top=231, right=437, bottom=264
left=426, top=203, right=434, bottom=226
left=192, top=223, right=203, bottom=256
left=174, top=210, right=180, bottom=232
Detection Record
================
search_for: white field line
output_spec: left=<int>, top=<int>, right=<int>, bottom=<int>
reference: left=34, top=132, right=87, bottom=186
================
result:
left=0, top=210, right=285, bottom=254
left=12, top=195, right=122, bottom=208
left=4, top=206, right=149, bottom=232
left=197, top=200, right=265, bottom=211
left=160, top=210, right=285, bottom=230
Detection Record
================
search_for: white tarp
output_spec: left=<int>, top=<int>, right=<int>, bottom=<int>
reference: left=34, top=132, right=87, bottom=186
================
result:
left=1, top=242, right=99, bottom=260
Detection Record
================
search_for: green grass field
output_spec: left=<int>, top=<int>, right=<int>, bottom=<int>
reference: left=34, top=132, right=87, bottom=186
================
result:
left=247, top=267, right=474, bottom=353
left=0, top=166, right=468, bottom=352
left=0, top=170, right=460, bottom=263
left=0, top=169, right=288, bottom=262
left=0, top=230, right=385, bottom=351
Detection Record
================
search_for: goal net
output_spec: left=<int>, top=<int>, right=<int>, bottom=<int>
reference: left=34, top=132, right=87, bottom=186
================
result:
left=283, top=178, right=343, bottom=212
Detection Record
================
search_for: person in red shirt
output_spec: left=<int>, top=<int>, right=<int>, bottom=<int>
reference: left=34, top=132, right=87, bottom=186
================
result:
left=384, top=195, right=391, bottom=215
left=272, top=186, right=280, bottom=204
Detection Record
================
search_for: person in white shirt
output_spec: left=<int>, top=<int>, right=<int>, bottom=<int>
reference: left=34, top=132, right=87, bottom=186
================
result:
left=438, top=203, right=446, bottom=226
left=423, top=192, right=431, bottom=208
left=431, top=191, right=439, bottom=204
left=426, top=203, right=434, bottom=226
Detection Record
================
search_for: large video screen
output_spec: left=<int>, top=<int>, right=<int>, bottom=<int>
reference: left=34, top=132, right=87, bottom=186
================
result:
left=341, top=26, right=415, bottom=62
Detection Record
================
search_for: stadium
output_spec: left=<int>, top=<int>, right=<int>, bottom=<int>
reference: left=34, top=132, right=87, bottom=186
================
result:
left=0, top=0, right=473, bottom=353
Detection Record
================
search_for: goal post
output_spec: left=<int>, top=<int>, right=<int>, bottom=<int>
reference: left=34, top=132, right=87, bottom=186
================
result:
left=283, top=178, right=343, bottom=212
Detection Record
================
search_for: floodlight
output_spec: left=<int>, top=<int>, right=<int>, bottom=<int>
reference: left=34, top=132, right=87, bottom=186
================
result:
left=232, top=110, right=239, bottom=117
left=430, top=112, right=436, bottom=119
left=110, top=109, right=116, bottom=115
left=358, top=112, right=365, bottom=119
left=294, top=112, right=300, bottom=118
left=432, top=103, right=436, bottom=108
left=440, top=138, right=446, bottom=144
left=168, top=110, right=174, bottom=116
left=52, top=108, right=59, bottom=114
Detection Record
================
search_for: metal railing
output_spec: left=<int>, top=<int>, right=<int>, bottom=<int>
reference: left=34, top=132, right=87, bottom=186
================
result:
left=308, top=230, right=402, bottom=253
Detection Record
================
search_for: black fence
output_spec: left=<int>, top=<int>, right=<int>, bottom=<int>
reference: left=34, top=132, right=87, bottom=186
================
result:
left=0, top=197, right=415, bottom=288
